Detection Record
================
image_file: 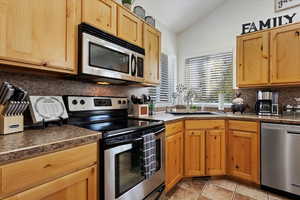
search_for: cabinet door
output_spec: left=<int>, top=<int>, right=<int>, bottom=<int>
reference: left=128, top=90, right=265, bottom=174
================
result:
left=184, top=130, right=205, bottom=177
left=117, top=6, right=142, bottom=47
left=0, top=0, right=78, bottom=74
left=270, top=23, right=300, bottom=85
left=237, top=32, right=270, bottom=87
left=228, top=130, right=259, bottom=183
left=206, top=129, right=226, bottom=176
left=165, top=132, right=183, bottom=192
left=82, top=0, right=117, bottom=35
left=144, top=24, right=161, bottom=85
left=4, top=166, right=97, bottom=200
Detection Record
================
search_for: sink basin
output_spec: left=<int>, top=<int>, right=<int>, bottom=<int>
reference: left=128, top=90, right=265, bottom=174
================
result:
left=167, top=111, right=220, bottom=115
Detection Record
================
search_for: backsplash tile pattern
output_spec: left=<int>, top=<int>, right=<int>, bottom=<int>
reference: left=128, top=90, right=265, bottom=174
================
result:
left=0, top=71, right=148, bottom=97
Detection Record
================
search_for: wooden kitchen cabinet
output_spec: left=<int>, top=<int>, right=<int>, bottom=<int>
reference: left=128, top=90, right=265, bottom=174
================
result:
left=3, top=166, right=97, bottom=200
left=184, top=130, right=206, bottom=177
left=82, top=0, right=117, bottom=36
left=206, top=129, right=226, bottom=176
left=165, top=122, right=183, bottom=192
left=0, top=143, right=98, bottom=199
left=270, top=23, right=300, bottom=85
left=237, top=31, right=270, bottom=87
left=228, top=120, right=259, bottom=184
left=144, top=23, right=161, bottom=85
left=117, top=6, right=143, bottom=47
left=0, top=0, right=79, bottom=74
left=184, top=120, right=226, bottom=177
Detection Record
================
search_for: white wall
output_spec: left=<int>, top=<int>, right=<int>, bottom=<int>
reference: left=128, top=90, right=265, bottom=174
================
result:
left=177, top=0, right=300, bottom=87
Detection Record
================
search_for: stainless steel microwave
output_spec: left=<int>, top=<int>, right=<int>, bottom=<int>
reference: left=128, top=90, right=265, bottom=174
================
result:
left=78, top=23, right=145, bottom=84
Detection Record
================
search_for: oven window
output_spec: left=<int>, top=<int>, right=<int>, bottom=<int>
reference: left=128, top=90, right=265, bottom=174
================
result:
left=89, top=42, right=130, bottom=73
left=115, top=143, right=144, bottom=198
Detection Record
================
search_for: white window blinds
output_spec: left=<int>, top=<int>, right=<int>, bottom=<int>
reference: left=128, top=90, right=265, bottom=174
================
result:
left=149, top=53, right=175, bottom=103
left=184, top=52, right=233, bottom=103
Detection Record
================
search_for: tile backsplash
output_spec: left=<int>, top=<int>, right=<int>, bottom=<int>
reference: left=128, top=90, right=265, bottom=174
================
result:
left=237, top=88, right=300, bottom=113
left=0, top=71, right=148, bottom=98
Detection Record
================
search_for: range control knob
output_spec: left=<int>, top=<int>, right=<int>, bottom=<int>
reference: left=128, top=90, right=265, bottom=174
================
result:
left=80, top=100, right=85, bottom=105
left=118, top=100, right=122, bottom=104
left=122, top=100, right=127, bottom=104
left=72, top=100, right=78, bottom=105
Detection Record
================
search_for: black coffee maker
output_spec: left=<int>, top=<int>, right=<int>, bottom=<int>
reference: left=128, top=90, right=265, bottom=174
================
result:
left=255, top=91, right=273, bottom=116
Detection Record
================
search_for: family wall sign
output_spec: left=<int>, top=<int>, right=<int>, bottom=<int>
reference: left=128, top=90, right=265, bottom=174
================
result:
left=241, top=13, right=296, bottom=34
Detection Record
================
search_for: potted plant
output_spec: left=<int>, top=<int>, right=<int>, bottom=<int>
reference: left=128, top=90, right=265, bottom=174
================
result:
left=122, top=0, right=135, bottom=10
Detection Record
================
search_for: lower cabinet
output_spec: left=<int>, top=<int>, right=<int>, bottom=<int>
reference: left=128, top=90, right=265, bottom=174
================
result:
left=4, top=166, right=97, bottom=200
left=184, top=120, right=226, bottom=177
left=0, top=143, right=98, bottom=199
left=166, top=119, right=260, bottom=192
left=184, top=130, right=205, bottom=176
left=228, top=120, right=260, bottom=184
left=165, top=132, right=183, bottom=192
left=206, top=129, right=226, bottom=176
left=165, top=122, right=183, bottom=192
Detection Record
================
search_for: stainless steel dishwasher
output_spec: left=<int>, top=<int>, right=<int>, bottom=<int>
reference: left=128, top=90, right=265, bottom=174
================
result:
left=261, top=123, right=300, bottom=196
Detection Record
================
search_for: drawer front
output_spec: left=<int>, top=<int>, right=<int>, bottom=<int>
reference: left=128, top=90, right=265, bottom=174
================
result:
left=185, top=120, right=225, bottom=130
left=228, top=120, right=258, bottom=132
left=166, top=121, right=183, bottom=137
left=1, top=143, right=97, bottom=196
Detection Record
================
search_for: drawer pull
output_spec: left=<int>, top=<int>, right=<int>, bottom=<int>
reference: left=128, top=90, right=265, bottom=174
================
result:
left=43, top=164, right=52, bottom=169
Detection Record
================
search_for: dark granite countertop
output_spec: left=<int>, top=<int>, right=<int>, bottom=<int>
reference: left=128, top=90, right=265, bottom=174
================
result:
left=0, top=125, right=101, bottom=165
left=141, top=112, right=300, bottom=125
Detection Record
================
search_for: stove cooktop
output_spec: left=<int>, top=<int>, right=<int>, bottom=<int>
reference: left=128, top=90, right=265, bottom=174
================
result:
left=74, top=118, right=163, bottom=138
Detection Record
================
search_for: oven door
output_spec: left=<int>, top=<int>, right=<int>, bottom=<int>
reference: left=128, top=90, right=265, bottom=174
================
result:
left=82, top=32, right=141, bottom=82
left=105, top=129, right=165, bottom=200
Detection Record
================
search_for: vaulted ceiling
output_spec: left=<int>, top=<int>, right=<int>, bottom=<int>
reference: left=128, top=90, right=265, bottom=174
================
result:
left=135, top=0, right=227, bottom=33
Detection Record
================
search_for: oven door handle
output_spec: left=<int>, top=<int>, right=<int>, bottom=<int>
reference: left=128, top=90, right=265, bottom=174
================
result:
left=153, top=127, right=166, bottom=136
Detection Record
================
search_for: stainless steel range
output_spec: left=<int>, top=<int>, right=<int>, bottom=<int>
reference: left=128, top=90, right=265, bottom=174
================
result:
left=63, top=96, right=165, bottom=200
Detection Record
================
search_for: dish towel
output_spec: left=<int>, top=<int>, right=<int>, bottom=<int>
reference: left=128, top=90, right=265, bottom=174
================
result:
left=142, top=132, right=157, bottom=179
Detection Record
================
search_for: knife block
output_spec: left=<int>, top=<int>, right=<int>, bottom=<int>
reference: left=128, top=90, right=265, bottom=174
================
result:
left=133, top=104, right=149, bottom=117
left=0, top=105, right=24, bottom=135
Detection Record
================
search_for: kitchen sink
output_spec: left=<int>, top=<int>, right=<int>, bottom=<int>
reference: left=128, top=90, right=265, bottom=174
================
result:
left=167, top=111, right=220, bottom=115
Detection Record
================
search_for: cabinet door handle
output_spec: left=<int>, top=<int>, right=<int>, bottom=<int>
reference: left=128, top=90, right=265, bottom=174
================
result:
left=295, top=31, right=300, bottom=37
left=43, top=164, right=52, bottom=168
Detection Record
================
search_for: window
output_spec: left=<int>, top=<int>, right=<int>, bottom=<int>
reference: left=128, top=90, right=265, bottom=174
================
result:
left=149, top=53, right=176, bottom=103
left=184, top=52, right=233, bottom=104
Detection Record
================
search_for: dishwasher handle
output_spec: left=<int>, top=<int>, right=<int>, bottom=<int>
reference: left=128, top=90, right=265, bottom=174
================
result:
left=287, top=131, right=300, bottom=135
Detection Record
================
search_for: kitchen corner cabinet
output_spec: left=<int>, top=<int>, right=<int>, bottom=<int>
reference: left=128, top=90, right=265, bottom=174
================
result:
left=0, top=143, right=98, bottom=200
left=82, top=0, right=117, bottom=36
left=184, top=120, right=226, bottom=177
left=0, top=0, right=79, bottom=74
left=117, top=6, right=143, bottom=47
left=228, top=120, right=259, bottom=184
left=165, top=122, right=183, bottom=192
left=144, top=24, right=161, bottom=85
left=237, top=32, right=270, bottom=87
left=270, top=23, right=300, bottom=85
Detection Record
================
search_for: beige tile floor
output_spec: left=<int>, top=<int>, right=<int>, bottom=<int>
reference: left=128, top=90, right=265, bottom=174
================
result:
left=166, top=178, right=296, bottom=200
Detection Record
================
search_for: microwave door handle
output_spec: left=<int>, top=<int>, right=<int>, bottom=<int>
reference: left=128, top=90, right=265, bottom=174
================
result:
left=131, top=55, right=137, bottom=76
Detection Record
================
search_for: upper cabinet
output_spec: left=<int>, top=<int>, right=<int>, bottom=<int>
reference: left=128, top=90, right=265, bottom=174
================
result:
left=237, top=32, right=270, bottom=87
left=270, top=23, right=300, bottom=85
left=82, top=0, right=117, bottom=36
left=237, top=22, right=300, bottom=88
left=0, top=0, right=79, bottom=74
left=144, top=24, right=161, bottom=85
left=117, top=6, right=143, bottom=47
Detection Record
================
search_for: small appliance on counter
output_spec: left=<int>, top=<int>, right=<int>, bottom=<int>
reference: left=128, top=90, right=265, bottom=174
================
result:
left=255, top=90, right=279, bottom=116
left=131, top=94, right=151, bottom=117
left=0, top=82, right=29, bottom=135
